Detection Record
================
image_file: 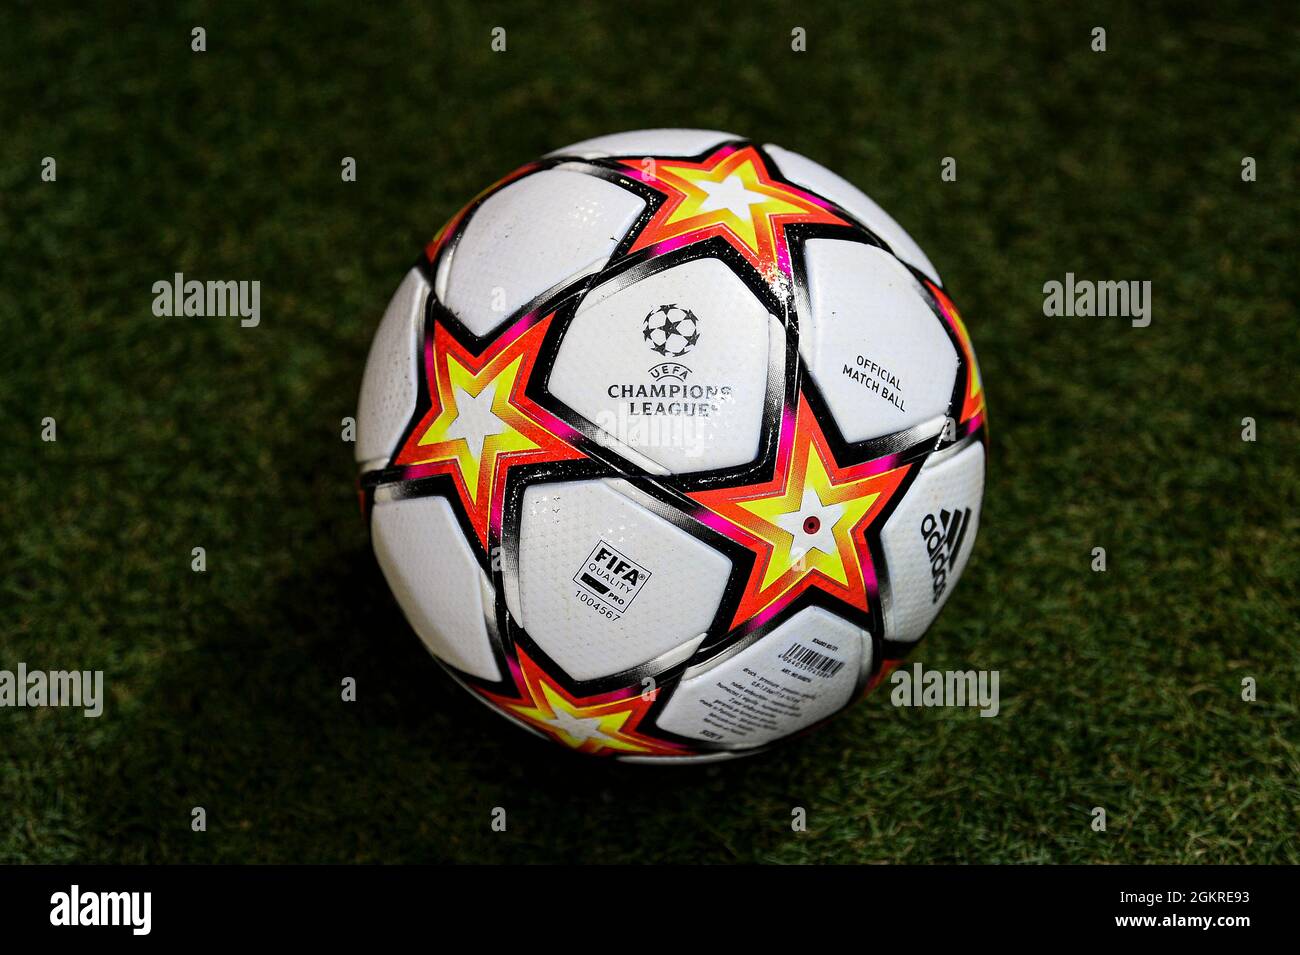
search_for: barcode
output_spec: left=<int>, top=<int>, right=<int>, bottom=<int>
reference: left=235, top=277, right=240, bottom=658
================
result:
left=779, top=642, right=845, bottom=677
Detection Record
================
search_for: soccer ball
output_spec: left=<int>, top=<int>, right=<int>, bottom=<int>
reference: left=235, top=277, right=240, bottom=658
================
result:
left=355, top=129, right=987, bottom=762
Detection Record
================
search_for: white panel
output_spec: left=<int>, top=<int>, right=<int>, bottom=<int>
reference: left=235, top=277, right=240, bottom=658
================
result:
left=549, top=128, right=738, bottom=159
left=549, top=258, right=772, bottom=474
left=656, top=608, right=865, bottom=745
left=356, top=268, right=428, bottom=466
left=801, top=239, right=958, bottom=443
left=444, top=169, right=645, bottom=337
left=766, top=144, right=941, bottom=285
left=880, top=442, right=985, bottom=643
left=517, top=480, right=731, bottom=681
left=371, top=494, right=500, bottom=680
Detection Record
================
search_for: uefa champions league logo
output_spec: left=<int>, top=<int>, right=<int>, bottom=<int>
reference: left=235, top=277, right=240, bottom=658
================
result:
left=644, top=304, right=700, bottom=382
left=609, top=302, right=730, bottom=417
left=643, top=304, right=700, bottom=357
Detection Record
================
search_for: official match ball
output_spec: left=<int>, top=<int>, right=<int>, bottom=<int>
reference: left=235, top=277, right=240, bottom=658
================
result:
left=355, top=129, right=987, bottom=762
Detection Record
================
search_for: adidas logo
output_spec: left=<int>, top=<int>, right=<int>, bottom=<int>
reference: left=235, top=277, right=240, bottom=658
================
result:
left=921, top=507, right=971, bottom=604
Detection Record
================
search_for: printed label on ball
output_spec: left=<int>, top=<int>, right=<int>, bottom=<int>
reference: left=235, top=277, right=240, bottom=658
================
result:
left=841, top=353, right=906, bottom=413
left=657, top=613, right=860, bottom=746
left=684, top=636, right=845, bottom=741
left=549, top=258, right=771, bottom=473
left=778, top=641, right=848, bottom=678
left=571, top=540, right=652, bottom=619
left=601, top=304, right=734, bottom=419
left=920, top=506, right=971, bottom=604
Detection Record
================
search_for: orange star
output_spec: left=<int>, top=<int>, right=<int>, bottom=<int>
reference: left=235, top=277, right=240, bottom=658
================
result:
left=394, top=314, right=584, bottom=551
left=689, top=393, right=911, bottom=630
left=619, top=144, right=851, bottom=285
left=480, top=648, right=685, bottom=756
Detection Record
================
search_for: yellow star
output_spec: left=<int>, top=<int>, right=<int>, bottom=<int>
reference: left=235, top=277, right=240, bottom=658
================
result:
left=506, top=682, right=648, bottom=753
left=689, top=393, right=911, bottom=628
left=620, top=144, right=851, bottom=283
left=394, top=316, right=584, bottom=550
left=737, top=442, right=880, bottom=591
left=414, top=352, right=536, bottom=504
left=481, top=649, right=685, bottom=756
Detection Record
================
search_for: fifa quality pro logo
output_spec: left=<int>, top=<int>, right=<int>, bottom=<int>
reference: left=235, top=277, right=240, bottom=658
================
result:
left=572, top=540, right=652, bottom=620
left=921, top=507, right=971, bottom=604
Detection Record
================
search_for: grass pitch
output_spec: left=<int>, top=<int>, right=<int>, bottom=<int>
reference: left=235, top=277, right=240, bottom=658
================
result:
left=1, top=1, right=1296, bottom=863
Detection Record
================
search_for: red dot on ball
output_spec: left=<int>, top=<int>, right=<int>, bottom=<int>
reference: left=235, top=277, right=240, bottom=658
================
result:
left=803, top=516, right=821, bottom=534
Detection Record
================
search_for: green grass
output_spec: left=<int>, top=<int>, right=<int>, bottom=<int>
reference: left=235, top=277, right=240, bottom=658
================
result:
left=1, top=0, right=1296, bottom=864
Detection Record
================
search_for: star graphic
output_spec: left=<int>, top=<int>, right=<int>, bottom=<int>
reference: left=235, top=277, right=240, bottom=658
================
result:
left=617, top=144, right=852, bottom=285
left=773, top=485, right=845, bottom=572
left=689, top=393, right=911, bottom=630
left=442, top=378, right=509, bottom=461
left=393, top=314, right=584, bottom=551
left=480, top=648, right=685, bottom=756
